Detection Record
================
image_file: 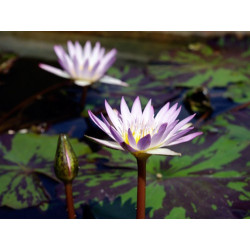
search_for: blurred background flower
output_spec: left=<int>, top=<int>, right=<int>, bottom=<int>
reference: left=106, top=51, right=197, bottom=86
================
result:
left=39, top=40, right=128, bottom=87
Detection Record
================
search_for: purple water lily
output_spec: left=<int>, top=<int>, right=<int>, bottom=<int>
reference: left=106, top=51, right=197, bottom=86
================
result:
left=39, top=41, right=128, bottom=87
left=87, top=96, right=203, bottom=158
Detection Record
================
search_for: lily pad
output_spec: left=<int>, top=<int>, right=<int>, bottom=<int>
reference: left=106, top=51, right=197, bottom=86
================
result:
left=0, top=133, right=91, bottom=209
left=148, top=41, right=250, bottom=89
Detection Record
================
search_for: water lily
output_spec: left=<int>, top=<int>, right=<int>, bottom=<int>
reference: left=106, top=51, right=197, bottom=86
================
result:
left=39, top=41, right=128, bottom=87
left=87, top=96, right=203, bottom=219
left=87, top=96, right=202, bottom=158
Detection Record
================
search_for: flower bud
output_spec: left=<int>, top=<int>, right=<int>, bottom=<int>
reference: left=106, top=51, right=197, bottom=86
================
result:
left=54, top=134, right=79, bottom=183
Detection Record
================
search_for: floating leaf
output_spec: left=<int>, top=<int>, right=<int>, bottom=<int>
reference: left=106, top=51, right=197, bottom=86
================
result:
left=0, top=133, right=91, bottom=209
left=148, top=41, right=250, bottom=89
left=224, top=82, right=250, bottom=103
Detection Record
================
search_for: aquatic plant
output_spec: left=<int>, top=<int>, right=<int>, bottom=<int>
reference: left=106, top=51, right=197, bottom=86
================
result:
left=87, top=96, right=202, bottom=218
left=39, top=41, right=128, bottom=87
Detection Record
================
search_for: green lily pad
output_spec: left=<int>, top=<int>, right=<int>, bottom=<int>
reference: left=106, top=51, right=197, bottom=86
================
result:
left=148, top=41, right=250, bottom=89
left=224, top=82, right=250, bottom=103
left=0, top=133, right=91, bottom=209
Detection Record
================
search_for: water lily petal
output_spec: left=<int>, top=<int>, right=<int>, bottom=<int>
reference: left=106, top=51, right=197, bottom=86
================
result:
left=99, top=75, right=128, bottom=87
left=88, top=110, right=114, bottom=139
left=127, top=128, right=137, bottom=148
left=89, top=42, right=101, bottom=67
left=173, top=114, right=196, bottom=132
left=39, top=64, right=70, bottom=79
left=146, top=148, right=181, bottom=156
left=161, top=120, right=179, bottom=141
left=85, top=136, right=124, bottom=150
left=168, top=132, right=203, bottom=146
left=167, top=106, right=182, bottom=125
left=89, top=60, right=101, bottom=77
left=151, top=123, right=168, bottom=146
left=137, top=134, right=151, bottom=151
left=98, top=49, right=117, bottom=73
left=82, top=41, right=92, bottom=64
left=109, top=126, right=124, bottom=143
left=164, top=127, right=194, bottom=146
left=131, top=96, right=142, bottom=118
left=105, top=100, right=122, bottom=132
left=120, top=142, right=137, bottom=153
left=142, top=99, right=152, bottom=123
left=54, top=45, right=66, bottom=62
left=120, top=96, right=131, bottom=128
left=154, top=102, right=170, bottom=125
left=101, top=113, right=111, bottom=127
left=67, top=41, right=75, bottom=59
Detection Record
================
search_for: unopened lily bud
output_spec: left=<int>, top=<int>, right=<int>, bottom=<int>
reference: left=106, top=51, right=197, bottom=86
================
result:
left=54, top=134, right=79, bottom=183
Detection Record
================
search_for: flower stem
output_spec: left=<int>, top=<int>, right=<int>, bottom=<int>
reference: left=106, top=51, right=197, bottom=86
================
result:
left=64, top=182, right=76, bottom=219
left=80, top=86, right=88, bottom=109
left=136, top=157, right=147, bottom=219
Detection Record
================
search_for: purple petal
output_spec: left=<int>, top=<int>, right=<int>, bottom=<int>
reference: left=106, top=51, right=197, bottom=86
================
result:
left=137, top=134, right=151, bottom=151
left=105, top=100, right=122, bottom=132
left=127, top=128, right=137, bottom=148
left=101, top=113, right=111, bottom=127
left=89, top=60, right=101, bottom=77
left=62, top=53, right=75, bottom=76
left=99, top=48, right=105, bottom=59
left=90, top=42, right=101, bottom=63
left=83, top=41, right=92, bottom=58
left=131, top=96, right=142, bottom=118
left=146, top=148, right=181, bottom=156
left=167, top=106, right=182, bottom=124
left=164, top=127, right=194, bottom=146
left=151, top=123, right=168, bottom=146
left=173, top=114, right=196, bottom=133
left=97, top=49, right=117, bottom=74
left=75, top=41, right=83, bottom=61
left=67, top=41, right=75, bottom=59
left=168, top=132, right=203, bottom=146
left=85, top=135, right=123, bottom=151
left=39, top=64, right=70, bottom=79
left=120, top=142, right=137, bottom=153
left=88, top=110, right=114, bottom=139
left=54, top=45, right=66, bottom=61
left=109, top=126, right=124, bottom=144
left=160, top=120, right=179, bottom=141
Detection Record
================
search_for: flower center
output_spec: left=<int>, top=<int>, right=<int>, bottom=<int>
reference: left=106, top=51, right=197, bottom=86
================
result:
left=123, top=126, right=155, bottom=145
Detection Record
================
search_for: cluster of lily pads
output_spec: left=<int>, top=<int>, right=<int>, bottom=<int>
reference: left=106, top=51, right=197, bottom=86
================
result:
left=1, top=37, right=250, bottom=219
left=39, top=40, right=203, bottom=219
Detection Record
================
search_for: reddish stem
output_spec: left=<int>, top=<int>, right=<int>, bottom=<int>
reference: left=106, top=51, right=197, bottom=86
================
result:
left=64, top=182, right=76, bottom=219
left=136, top=157, right=147, bottom=219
